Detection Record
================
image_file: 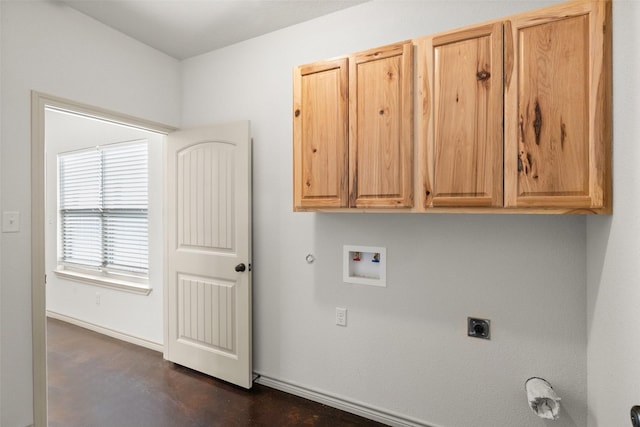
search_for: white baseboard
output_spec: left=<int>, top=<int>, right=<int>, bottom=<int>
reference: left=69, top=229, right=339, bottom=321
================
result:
left=46, top=311, right=163, bottom=353
left=254, top=374, right=437, bottom=427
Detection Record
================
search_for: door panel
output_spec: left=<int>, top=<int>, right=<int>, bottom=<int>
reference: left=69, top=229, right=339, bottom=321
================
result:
left=293, top=59, right=349, bottom=209
left=504, top=0, right=611, bottom=209
left=429, top=22, right=503, bottom=207
left=178, top=274, right=235, bottom=354
left=516, top=15, right=589, bottom=201
left=349, top=42, right=413, bottom=208
left=166, top=121, right=252, bottom=388
left=178, top=142, right=235, bottom=251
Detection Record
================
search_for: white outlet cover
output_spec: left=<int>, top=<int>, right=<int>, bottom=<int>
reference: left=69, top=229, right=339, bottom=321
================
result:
left=2, top=211, right=20, bottom=233
left=336, top=307, right=347, bottom=326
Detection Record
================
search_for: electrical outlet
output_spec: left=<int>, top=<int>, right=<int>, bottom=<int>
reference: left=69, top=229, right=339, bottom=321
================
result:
left=468, top=317, right=490, bottom=339
left=336, top=307, right=347, bottom=326
left=2, top=211, right=20, bottom=233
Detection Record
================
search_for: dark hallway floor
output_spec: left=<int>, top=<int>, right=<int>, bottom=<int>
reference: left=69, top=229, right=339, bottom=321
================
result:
left=47, top=318, right=388, bottom=427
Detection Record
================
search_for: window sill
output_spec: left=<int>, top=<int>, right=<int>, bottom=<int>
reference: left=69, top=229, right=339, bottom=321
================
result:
left=54, top=269, right=152, bottom=295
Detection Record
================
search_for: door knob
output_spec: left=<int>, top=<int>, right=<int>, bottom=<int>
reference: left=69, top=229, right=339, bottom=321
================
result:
left=235, top=263, right=246, bottom=272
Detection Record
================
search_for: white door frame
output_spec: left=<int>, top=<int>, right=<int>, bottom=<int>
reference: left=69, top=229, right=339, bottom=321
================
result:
left=30, top=91, right=176, bottom=427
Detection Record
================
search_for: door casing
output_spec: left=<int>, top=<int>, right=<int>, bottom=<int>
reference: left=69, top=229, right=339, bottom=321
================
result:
left=31, top=91, right=176, bottom=427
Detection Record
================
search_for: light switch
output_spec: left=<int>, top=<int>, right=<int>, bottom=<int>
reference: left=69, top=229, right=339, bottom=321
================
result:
left=2, top=211, right=20, bottom=233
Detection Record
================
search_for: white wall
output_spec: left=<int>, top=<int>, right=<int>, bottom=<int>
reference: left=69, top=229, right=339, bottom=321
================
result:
left=2, top=1, right=635, bottom=426
left=0, top=2, right=3, bottom=424
left=0, top=1, right=180, bottom=426
left=45, top=109, right=165, bottom=346
left=587, top=2, right=640, bottom=427
left=182, top=2, right=588, bottom=427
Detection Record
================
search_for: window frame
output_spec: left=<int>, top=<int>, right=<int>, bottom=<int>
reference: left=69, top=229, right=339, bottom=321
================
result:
left=55, top=139, right=151, bottom=295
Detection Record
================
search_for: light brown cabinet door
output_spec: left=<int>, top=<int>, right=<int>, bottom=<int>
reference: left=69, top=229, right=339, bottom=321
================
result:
left=419, top=22, right=503, bottom=208
left=504, top=1, right=611, bottom=211
left=349, top=42, right=413, bottom=208
left=293, top=58, right=349, bottom=210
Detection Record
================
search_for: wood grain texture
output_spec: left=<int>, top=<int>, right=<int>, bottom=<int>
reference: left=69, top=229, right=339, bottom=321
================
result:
left=47, top=318, right=385, bottom=427
left=414, top=36, right=432, bottom=209
left=293, top=58, right=348, bottom=210
left=295, top=206, right=607, bottom=214
left=592, top=0, right=613, bottom=213
left=518, top=15, right=589, bottom=196
left=349, top=42, right=413, bottom=208
left=504, top=0, right=611, bottom=210
left=426, top=22, right=503, bottom=207
left=293, top=0, right=612, bottom=215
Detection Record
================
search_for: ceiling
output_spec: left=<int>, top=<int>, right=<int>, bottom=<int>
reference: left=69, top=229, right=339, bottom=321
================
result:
left=58, top=0, right=369, bottom=60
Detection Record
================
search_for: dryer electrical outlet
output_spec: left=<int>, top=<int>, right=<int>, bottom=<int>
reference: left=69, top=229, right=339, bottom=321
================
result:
left=468, top=317, right=491, bottom=339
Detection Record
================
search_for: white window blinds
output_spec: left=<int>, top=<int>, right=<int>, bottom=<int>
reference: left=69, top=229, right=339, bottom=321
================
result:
left=59, top=140, right=149, bottom=276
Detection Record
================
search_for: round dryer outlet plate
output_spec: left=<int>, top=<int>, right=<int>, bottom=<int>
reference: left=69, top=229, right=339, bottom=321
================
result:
left=467, top=317, right=490, bottom=340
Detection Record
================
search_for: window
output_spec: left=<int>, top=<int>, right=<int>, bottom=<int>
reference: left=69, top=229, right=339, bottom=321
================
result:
left=57, top=140, right=149, bottom=290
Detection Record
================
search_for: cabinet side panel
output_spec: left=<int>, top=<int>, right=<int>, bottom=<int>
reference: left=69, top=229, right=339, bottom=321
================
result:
left=592, top=0, right=612, bottom=212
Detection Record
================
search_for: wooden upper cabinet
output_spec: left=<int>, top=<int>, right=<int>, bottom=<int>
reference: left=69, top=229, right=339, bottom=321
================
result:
left=504, top=0, right=612, bottom=211
left=349, top=42, right=414, bottom=208
left=418, top=22, right=503, bottom=208
left=293, top=0, right=611, bottom=214
left=293, top=58, right=349, bottom=210
left=293, top=42, right=414, bottom=211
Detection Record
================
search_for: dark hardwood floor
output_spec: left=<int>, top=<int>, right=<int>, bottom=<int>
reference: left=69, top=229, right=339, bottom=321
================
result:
left=47, top=318, right=387, bottom=427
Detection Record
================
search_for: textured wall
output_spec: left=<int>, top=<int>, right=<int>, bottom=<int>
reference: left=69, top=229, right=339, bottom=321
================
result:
left=182, top=2, right=587, bottom=426
left=587, top=2, right=640, bottom=426
left=0, top=2, right=180, bottom=425
left=5, top=1, right=633, bottom=426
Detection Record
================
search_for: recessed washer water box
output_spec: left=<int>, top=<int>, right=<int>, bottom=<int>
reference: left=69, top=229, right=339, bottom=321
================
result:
left=343, top=245, right=386, bottom=287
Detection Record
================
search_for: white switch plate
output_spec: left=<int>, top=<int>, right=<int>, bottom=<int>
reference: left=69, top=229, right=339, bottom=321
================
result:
left=336, top=307, right=347, bottom=327
left=2, top=211, right=20, bottom=233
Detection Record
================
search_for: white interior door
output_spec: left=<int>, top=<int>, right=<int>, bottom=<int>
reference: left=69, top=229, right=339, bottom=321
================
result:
left=165, top=121, right=252, bottom=388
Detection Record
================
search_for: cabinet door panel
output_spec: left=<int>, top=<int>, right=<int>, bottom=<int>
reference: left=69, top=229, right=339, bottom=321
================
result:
left=504, top=1, right=611, bottom=210
left=349, top=42, right=413, bottom=208
left=518, top=15, right=589, bottom=200
left=426, top=22, right=503, bottom=207
left=293, top=59, right=349, bottom=210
